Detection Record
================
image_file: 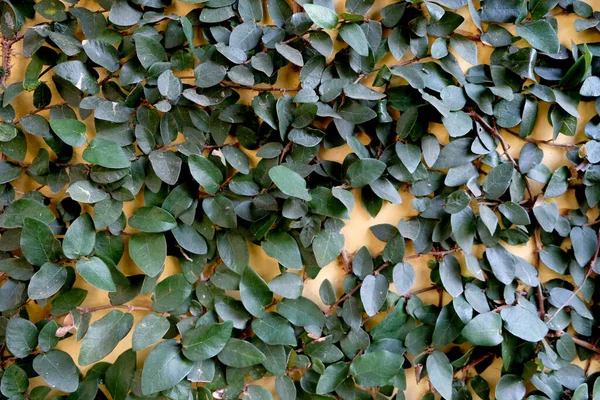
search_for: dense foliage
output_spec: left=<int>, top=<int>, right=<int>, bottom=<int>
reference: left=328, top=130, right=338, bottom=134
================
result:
left=0, top=0, right=599, bottom=399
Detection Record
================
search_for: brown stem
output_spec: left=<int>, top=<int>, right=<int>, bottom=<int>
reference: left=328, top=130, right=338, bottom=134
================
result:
left=503, top=128, right=585, bottom=149
left=0, top=33, right=24, bottom=87
left=468, top=111, right=534, bottom=203
left=280, top=141, right=294, bottom=163
left=76, top=304, right=154, bottom=313
left=454, top=353, right=494, bottom=377
left=533, top=228, right=546, bottom=318
left=546, top=231, right=600, bottom=323
left=221, top=82, right=301, bottom=93
left=324, top=248, right=460, bottom=315
left=549, top=331, right=600, bottom=355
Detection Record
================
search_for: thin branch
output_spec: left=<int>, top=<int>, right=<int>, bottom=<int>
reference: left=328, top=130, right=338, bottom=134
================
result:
left=454, top=353, right=494, bottom=377
left=533, top=228, right=546, bottom=318
left=0, top=33, right=24, bottom=87
left=468, top=110, right=534, bottom=203
left=76, top=304, right=154, bottom=313
left=549, top=331, right=600, bottom=355
left=503, top=128, right=585, bottom=149
left=221, top=82, right=301, bottom=93
left=324, top=248, right=461, bottom=315
left=546, top=231, right=600, bottom=323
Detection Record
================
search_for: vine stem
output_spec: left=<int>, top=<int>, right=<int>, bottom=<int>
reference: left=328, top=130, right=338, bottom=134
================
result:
left=548, top=331, right=600, bottom=355
left=546, top=230, right=600, bottom=323
left=324, top=248, right=461, bottom=315
left=76, top=304, right=154, bottom=313
left=0, top=33, right=24, bottom=87
left=503, top=128, right=585, bottom=149
left=468, top=110, right=535, bottom=204
left=454, top=352, right=494, bottom=377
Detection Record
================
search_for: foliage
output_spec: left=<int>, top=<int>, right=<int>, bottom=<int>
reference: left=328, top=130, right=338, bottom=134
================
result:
left=0, top=0, right=599, bottom=399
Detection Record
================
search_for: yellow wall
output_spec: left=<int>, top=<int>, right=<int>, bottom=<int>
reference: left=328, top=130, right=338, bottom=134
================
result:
left=8, top=0, right=600, bottom=398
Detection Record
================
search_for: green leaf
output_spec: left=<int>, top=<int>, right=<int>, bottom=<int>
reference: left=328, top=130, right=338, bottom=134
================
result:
left=461, top=312, right=503, bottom=346
left=262, top=231, right=302, bottom=270
left=0, top=198, right=55, bottom=228
left=349, top=350, right=403, bottom=388
left=158, top=70, right=182, bottom=101
left=360, top=274, right=388, bottom=316
left=182, top=321, right=233, bottom=361
left=276, top=297, right=325, bottom=327
left=49, top=119, right=87, bottom=147
left=500, top=304, right=548, bottom=342
left=141, top=340, right=194, bottom=395
left=28, top=262, right=67, bottom=300
left=78, top=310, right=134, bottom=366
left=129, top=233, right=166, bottom=277
left=217, top=231, right=249, bottom=274
left=339, top=23, right=369, bottom=56
left=188, top=155, right=223, bottom=194
left=132, top=314, right=170, bottom=351
left=313, top=229, right=344, bottom=267
left=53, top=60, right=99, bottom=94
left=33, top=350, right=79, bottom=393
left=76, top=257, right=116, bottom=292
left=316, top=362, right=349, bottom=394
left=1, top=364, right=29, bottom=397
left=515, top=20, right=560, bottom=54
left=152, top=274, right=193, bottom=312
left=217, top=338, right=266, bottom=367
left=105, top=349, right=136, bottom=400
left=347, top=158, right=386, bottom=188
left=240, top=268, right=273, bottom=317
left=570, top=226, right=598, bottom=267
left=135, top=36, right=168, bottom=69
left=495, top=374, right=526, bottom=400
left=83, top=138, right=131, bottom=168
left=128, top=206, right=177, bottom=233
left=439, top=254, right=463, bottom=297
left=63, top=213, right=95, bottom=259
left=82, top=39, right=120, bottom=72
left=483, top=163, right=514, bottom=199
left=6, top=317, right=38, bottom=358
left=304, top=4, right=338, bottom=29
left=426, top=351, right=453, bottom=399
left=20, top=217, right=62, bottom=266
left=269, top=165, right=312, bottom=201
left=275, top=43, right=304, bottom=66
left=251, top=312, right=297, bottom=346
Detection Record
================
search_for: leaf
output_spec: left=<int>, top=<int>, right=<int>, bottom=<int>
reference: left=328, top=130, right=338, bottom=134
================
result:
left=82, top=39, right=120, bottom=72
left=500, top=305, right=548, bottom=342
left=135, top=36, right=168, bottom=69
left=20, top=217, right=62, bottom=266
left=439, top=254, right=463, bottom=297
left=132, top=314, right=170, bottom=351
left=349, top=350, right=403, bottom=388
left=395, top=142, right=421, bottom=173
left=426, top=351, right=453, bottom=399
left=128, top=206, right=177, bottom=232
left=313, top=229, right=344, bottom=267
left=217, top=338, right=266, bottom=367
left=240, top=268, right=273, bottom=317
left=76, top=257, right=116, bottom=292
left=63, top=213, right=95, bottom=259
left=105, top=350, right=136, bottom=400
left=360, top=274, right=388, bottom=316
left=129, top=233, right=166, bottom=277
left=275, top=43, right=304, bottom=66
left=49, top=119, right=87, bottom=147
left=339, top=23, right=369, bottom=56
left=141, top=340, right=194, bottom=395
left=316, top=362, right=349, bottom=394
left=182, top=321, right=233, bottom=361
left=516, top=20, right=560, bottom=54
left=83, top=138, right=131, bottom=169
left=0, top=198, right=55, bottom=228
left=28, top=262, right=67, bottom=300
left=495, top=375, right=526, bottom=400
left=304, top=4, right=338, bottom=29
left=570, top=226, right=598, bottom=267
left=217, top=231, right=249, bottom=274
left=33, top=350, right=79, bottom=393
left=483, top=163, right=514, bottom=199
left=152, top=274, right=193, bottom=312
left=78, top=310, right=134, bottom=366
left=53, top=60, right=99, bottom=94
left=158, top=70, right=182, bottom=101
left=269, top=165, right=312, bottom=201
left=276, top=297, right=325, bottom=327
left=262, top=232, right=302, bottom=270
left=6, top=317, right=38, bottom=358
left=251, top=312, right=297, bottom=346
left=461, top=312, right=503, bottom=346
left=347, top=159, right=386, bottom=188
left=189, top=155, right=223, bottom=194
